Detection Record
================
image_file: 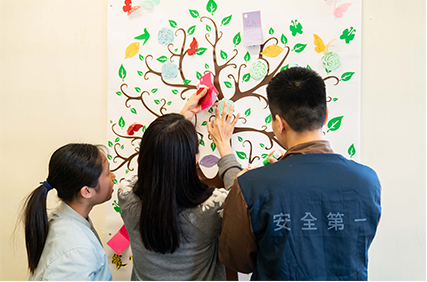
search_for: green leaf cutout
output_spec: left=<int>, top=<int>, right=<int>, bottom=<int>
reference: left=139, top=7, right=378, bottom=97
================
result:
left=205, top=63, right=209, bottom=69
left=221, top=15, right=232, bottom=26
left=341, top=72, right=355, bottom=81
left=280, top=64, right=289, bottom=71
left=220, top=50, right=228, bottom=60
left=261, top=153, right=268, bottom=159
left=244, top=51, right=251, bottom=62
left=196, top=47, right=208, bottom=55
left=206, top=25, right=211, bottom=32
left=333, top=98, right=338, bottom=102
left=348, top=143, right=356, bottom=158
left=265, top=114, right=272, bottom=124
left=245, top=108, right=251, bottom=117
left=187, top=25, right=196, bottom=35
left=269, top=27, right=274, bottom=35
left=236, top=151, right=247, bottom=160
left=201, top=121, right=208, bottom=126
left=118, top=64, right=126, bottom=81
left=154, top=100, right=160, bottom=105
left=183, top=79, right=191, bottom=85
left=281, top=34, right=288, bottom=45
left=327, top=116, right=344, bottom=132
left=237, top=136, right=243, bottom=142
left=116, top=91, right=122, bottom=96
left=130, top=108, right=137, bottom=114
left=172, top=89, right=179, bottom=95
left=211, top=142, right=216, bottom=152
left=224, top=81, right=233, bottom=88
left=293, top=43, right=307, bottom=53
left=206, top=0, right=217, bottom=15
left=107, top=154, right=112, bottom=160
left=137, top=70, right=144, bottom=76
left=200, top=140, right=205, bottom=146
left=118, top=116, right=125, bottom=129
left=233, top=32, right=241, bottom=47
left=139, top=54, right=144, bottom=61
left=242, top=73, right=250, bottom=82
left=260, top=143, right=265, bottom=148
left=196, top=71, right=202, bottom=80
left=135, top=87, right=141, bottom=93
left=157, top=56, right=168, bottom=63
left=151, top=88, right=158, bottom=93
left=167, top=101, right=172, bottom=106
left=169, top=20, right=178, bottom=28
left=108, top=141, right=113, bottom=147
left=115, top=137, right=120, bottom=143
left=189, top=9, right=199, bottom=18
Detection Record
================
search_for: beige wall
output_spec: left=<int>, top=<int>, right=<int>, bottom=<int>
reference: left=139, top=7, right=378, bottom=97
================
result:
left=0, top=0, right=425, bottom=280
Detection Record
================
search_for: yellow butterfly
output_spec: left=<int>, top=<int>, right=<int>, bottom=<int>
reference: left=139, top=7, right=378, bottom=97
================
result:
left=313, top=34, right=336, bottom=55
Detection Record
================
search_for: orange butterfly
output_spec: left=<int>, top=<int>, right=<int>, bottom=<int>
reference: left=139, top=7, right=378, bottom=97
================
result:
left=123, top=0, right=141, bottom=16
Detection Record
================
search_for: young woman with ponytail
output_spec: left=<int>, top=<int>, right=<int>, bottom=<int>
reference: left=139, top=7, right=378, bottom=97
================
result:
left=118, top=88, right=243, bottom=280
left=22, top=143, right=115, bottom=280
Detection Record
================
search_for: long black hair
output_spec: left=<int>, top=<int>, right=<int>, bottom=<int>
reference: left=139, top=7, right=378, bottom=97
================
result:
left=23, top=143, right=105, bottom=274
left=134, top=113, right=214, bottom=254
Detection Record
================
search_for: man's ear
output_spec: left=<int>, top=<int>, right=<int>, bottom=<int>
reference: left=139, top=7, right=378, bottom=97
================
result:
left=276, top=114, right=289, bottom=134
left=323, top=107, right=329, bottom=126
left=80, top=186, right=93, bottom=199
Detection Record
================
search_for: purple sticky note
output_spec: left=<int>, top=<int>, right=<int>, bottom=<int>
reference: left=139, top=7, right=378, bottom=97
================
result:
left=242, top=11, right=263, bottom=46
left=107, top=225, right=130, bottom=255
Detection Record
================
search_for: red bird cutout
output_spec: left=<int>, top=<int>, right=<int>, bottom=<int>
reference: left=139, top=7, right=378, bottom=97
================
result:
left=127, top=123, right=143, bottom=135
left=187, top=37, right=199, bottom=56
left=123, top=0, right=141, bottom=16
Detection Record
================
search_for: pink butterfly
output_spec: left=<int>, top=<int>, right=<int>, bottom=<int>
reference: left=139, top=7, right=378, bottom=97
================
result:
left=334, top=2, right=352, bottom=18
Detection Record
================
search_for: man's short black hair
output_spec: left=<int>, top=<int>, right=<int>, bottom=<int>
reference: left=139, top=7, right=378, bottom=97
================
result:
left=266, top=67, right=327, bottom=132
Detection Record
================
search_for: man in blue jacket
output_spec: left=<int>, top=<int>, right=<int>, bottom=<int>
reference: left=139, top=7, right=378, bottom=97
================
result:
left=218, top=67, right=381, bottom=280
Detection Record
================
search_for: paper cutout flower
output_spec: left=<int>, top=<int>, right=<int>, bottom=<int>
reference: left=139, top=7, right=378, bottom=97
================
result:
left=321, top=51, right=341, bottom=71
left=250, top=60, right=268, bottom=80
left=217, top=98, right=235, bottom=115
left=158, top=27, right=174, bottom=46
left=139, top=0, right=160, bottom=9
left=161, top=61, right=178, bottom=79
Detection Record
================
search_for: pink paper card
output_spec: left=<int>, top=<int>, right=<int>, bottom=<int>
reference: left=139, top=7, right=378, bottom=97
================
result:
left=198, top=73, right=218, bottom=110
left=107, top=224, right=130, bottom=255
left=242, top=11, right=263, bottom=46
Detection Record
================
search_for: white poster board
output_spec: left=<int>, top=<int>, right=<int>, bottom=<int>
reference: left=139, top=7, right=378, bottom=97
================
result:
left=107, top=0, right=361, bottom=279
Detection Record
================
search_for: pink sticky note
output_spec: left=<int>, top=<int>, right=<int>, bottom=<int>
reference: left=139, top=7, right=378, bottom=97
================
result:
left=198, top=73, right=218, bottom=110
left=242, top=11, right=263, bottom=46
left=107, top=225, right=130, bottom=255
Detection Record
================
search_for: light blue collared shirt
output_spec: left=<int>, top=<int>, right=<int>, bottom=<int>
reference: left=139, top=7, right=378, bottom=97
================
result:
left=29, top=202, right=112, bottom=281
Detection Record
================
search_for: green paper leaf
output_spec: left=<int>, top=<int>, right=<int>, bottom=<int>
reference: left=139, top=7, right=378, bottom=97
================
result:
left=265, top=114, right=272, bottom=124
left=205, top=63, right=209, bottom=69
left=118, top=64, right=126, bottom=81
left=221, top=15, right=232, bottom=26
left=242, top=73, right=250, bottom=82
left=139, top=54, right=144, bottom=61
left=196, top=71, right=202, bottom=80
left=172, top=89, right=179, bottom=95
left=187, top=25, right=196, bottom=35
left=157, top=56, right=168, bottom=63
left=237, top=136, right=243, bottom=142
left=189, top=9, right=199, bottom=18
left=206, top=0, right=217, bottom=15
left=113, top=179, right=118, bottom=185
left=280, top=64, right=289, bottom=71
left=154, top=100, right=160, bottom=105
left=224, top=81, right=233, bottom=88
left=116, top=91, right=122, bottom=96
left=206, top=25, right=211, bottom=32
left=233, top=32, right=241, bottom=47
left=245, top=108, right=251, bottom=117
left=333, top=98, right=338, bottom=102
left=142, top=125, right=146, bottom=132
left=211, top=142, right=216, bottom=152
left=137, top=70, right=144, bottom=76
left=269, top=27, right=274, bottom=35
left=118, top=116, right=125, bottom=129
left=208, top=107, right=214, bottom=113
left=183, top=79, right=191, bottom=85
left=220, top=50, right=228, bottom=60
left=130, top=108, right=137, bottom=114
left=167, top=101, right=172, bottom=106
left=115, top=137, right=120, bottom=143
left=281, top=34, right=288, bottom=45
left=151, top=88, right=158, bottom=93
left=244, top=51, right=250, bottom=62
left=236, top=151, right=247, bottom=160
left=341, top=72, right=355, bottom=81
left=121, top=145, right=124, bottom=150
left=348, top=143, right=356, bottom=158
left=135, top=87, right=141, bottom=93
left=261, top=153, right=268, bottom=159
left=260, top=143, right=265, bottom=148
left=200, top=140, right=205, bottom=146
left=293, top=43, right=307, bottom=53
left=169, top=20, right=178, bottom=28
left=306, top=65, right=312, bottom=69
left=201, top=121, right=208, bottom=126
left=196, top=47, right=208, bottom=55
left=107, top=154, right=112, bottom=160
left=108, top=141, right=113, bottom=147
left=327, top=116, right=344, bottom=132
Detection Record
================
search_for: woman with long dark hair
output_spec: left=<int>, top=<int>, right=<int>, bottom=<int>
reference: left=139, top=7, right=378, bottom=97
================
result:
left=22, top=143, right=115, bottom=280
left=118, top=88, right=243, bottom=280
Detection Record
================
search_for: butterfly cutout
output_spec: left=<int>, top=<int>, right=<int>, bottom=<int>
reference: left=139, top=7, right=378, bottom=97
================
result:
left=127, top=122, right=143, bottom=135
left=334, top=1, right=352, bottom=18
left=187, top=37, right=199, bottom=56
left=123, top=0, right=141, bottom=16
left=313, top=34, right=336, bottom=54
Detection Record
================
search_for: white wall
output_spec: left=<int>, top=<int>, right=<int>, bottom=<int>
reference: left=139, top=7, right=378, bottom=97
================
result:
left=0, top=0, right=425, bottom=280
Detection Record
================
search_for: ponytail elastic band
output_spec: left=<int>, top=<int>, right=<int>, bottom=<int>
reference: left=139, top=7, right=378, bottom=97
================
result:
left=41, top=181, right=54, bottom=191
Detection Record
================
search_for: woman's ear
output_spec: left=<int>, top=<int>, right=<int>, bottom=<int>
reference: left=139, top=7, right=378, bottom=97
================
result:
left=323, top=107, right=329, bottom=126
left=80, top=186, right=93, bottom=199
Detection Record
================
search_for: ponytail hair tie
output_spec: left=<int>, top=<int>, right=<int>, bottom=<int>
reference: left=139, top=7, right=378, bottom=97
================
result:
left=40, top=181, right=54, bottom=191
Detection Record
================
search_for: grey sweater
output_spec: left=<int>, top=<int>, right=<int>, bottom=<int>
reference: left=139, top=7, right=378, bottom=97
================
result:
left=118, top=154, right=242, bottom=281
